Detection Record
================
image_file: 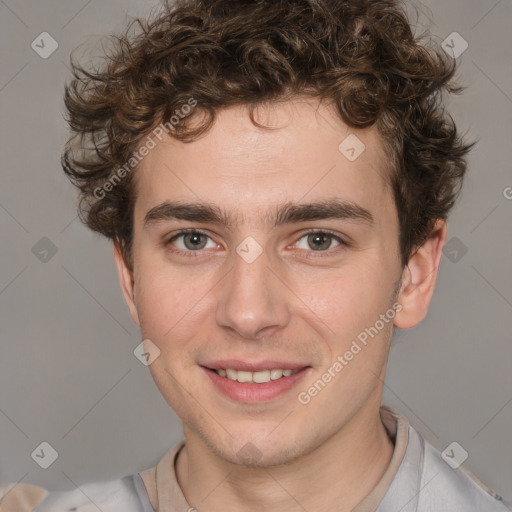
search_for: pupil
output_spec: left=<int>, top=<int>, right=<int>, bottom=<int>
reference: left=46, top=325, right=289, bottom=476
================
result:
left=309, top=233, right=330, bottom=250
left=186, top=233, right=205, bottom=249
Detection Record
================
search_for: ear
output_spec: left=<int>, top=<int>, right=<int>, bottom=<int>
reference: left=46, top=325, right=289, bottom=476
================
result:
left=113, top=243, right=140, bottom=326
left=394, top=219, right=447, bottom=329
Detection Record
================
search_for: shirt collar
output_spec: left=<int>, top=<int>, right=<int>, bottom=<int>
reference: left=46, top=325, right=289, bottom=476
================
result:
left=147, top=405, right=415, bottom=512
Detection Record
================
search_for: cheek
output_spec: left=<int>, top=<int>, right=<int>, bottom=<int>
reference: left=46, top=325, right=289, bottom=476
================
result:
left=308, top=261, right=391, bottom=329
left=134, top=271, right=174, bottom=335
left=134, top=263, right=194, bottom=341
left=133, top=258, right=212, bottom=364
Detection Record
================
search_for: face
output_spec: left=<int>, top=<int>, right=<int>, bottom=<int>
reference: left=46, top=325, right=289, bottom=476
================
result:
left=116, top=98, right=410, bottom=466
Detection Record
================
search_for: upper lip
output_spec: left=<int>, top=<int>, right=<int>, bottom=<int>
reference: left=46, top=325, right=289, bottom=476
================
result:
left=202, top=360, right=310, bottom=372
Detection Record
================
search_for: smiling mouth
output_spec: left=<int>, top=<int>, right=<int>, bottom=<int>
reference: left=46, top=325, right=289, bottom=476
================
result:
left=205, top=367, right=304, bottom=384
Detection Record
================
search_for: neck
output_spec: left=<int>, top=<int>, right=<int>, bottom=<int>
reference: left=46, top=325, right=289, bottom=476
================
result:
left=176, top=403, right=394, bottom=512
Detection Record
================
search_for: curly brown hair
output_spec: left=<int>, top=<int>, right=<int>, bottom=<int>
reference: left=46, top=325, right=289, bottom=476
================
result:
left=62, top=0, right=475, bottom=271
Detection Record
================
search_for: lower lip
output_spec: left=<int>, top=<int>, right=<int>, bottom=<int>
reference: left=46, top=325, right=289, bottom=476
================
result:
left=202, top=367, right=312, bottom=403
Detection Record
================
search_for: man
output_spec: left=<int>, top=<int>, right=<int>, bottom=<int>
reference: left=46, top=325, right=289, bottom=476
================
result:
left=2, top=0, right=510, bottom=510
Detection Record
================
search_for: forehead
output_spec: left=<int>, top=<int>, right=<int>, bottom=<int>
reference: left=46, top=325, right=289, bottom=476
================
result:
left=133, top=98, right=394, bottom=226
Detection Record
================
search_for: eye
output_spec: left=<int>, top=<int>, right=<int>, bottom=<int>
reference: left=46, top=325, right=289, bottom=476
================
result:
left=293, top=230, right=346, bottom=254
left=165, top=229, right=217, bottom=255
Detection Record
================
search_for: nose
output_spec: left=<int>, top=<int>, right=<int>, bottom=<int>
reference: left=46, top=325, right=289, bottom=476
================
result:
left=214, top=245, right=291, bottom=340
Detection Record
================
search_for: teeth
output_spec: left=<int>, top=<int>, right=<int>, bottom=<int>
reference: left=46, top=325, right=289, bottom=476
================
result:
left=270, top=369, right=283, bottom=380
left=226, top=369, right=238, bottom=380
left=237, top=370, right=253, bottom=383
left=215, top=368, right=300, bottom=383
left=253, top=370, right=270, bottom=383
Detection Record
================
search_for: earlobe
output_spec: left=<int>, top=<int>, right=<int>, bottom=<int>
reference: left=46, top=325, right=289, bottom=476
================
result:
left=113, top=243, right=140, bottom=326
left=393, top=219, right=447, bottom=329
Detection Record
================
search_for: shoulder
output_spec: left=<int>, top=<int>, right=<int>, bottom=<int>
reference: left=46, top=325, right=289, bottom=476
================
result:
left=416, top=428, right=512, bottom=511
left=0, top=482, right=48, bottom=512
left=378, top=408, right=512, bottom=512
left=28, top=474, right=154, bottom=512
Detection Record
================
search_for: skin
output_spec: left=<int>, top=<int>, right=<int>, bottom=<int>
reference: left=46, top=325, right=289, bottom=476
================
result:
left=114, top=97, right=447, bottom=512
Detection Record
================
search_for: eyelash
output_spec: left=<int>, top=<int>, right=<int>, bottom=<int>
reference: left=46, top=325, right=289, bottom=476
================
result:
left=164, top=228, right=349, bottom=259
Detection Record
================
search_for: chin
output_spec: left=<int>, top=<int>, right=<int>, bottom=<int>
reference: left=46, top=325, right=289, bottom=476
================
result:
left=204, top=430, right=309, bottom=468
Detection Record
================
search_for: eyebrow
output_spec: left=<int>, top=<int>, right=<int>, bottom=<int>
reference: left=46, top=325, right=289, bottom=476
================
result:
left=143, top=198, right=374, bottom=230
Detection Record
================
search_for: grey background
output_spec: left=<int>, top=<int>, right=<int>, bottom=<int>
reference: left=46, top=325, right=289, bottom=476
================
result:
left=1, top=0, right=511, bottom=503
